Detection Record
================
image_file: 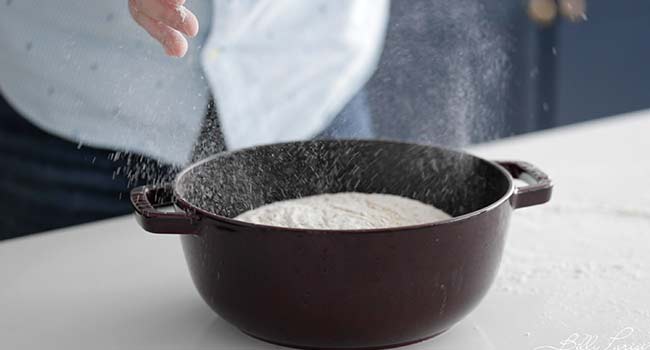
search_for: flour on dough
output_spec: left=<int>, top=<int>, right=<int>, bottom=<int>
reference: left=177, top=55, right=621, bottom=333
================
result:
left=234, top=192, right=452, bottom=230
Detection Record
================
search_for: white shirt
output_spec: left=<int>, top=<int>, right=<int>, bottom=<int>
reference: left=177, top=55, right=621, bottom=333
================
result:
left=0, top=0, right=388, bottom=165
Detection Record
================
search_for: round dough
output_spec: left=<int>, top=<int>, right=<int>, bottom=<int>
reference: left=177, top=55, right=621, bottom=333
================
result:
left=234, top=192, right=452, bottom=230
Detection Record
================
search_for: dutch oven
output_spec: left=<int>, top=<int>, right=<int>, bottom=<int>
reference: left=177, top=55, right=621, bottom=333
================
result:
left=131, top=140, right=552, bottom=349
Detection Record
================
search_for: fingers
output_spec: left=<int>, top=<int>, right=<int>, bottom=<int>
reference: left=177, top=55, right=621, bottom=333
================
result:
left=135, top=0, right=199, bottom=37
left=129, top=1, right=189, bottom=57
left=528, top=0, right=587, bottom=25
left=559, top=0, right=587, bottom=21
left=528, top=0, right=557, bottom=25
left=129, top=0, right=199, bottom=57
left=163, top=0, right=187, bottom=6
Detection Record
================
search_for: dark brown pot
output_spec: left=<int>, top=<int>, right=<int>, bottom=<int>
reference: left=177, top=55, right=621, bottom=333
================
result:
left=131, top=140, right=552, bottom=349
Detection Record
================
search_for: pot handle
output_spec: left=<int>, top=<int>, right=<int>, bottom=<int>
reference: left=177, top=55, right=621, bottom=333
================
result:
left=496, top=161, right=553, bottom=209
left=130, top=184, right=200, bottom=234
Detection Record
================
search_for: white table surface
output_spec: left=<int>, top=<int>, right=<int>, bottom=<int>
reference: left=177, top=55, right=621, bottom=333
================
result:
left=2, top=110, right=650, bottom=350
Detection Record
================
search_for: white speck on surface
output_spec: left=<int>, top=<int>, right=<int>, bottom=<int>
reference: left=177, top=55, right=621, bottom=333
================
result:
left=494, top=199, right=650, bottom=328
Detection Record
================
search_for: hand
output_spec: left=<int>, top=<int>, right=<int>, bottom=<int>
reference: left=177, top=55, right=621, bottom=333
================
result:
left=128, top=0, right=199, bottom=57
left=528, top=0, right=587, bottom=25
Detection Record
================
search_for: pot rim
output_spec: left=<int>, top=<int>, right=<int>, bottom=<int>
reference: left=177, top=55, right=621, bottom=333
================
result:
left=172, top=139, right=515, bottom=234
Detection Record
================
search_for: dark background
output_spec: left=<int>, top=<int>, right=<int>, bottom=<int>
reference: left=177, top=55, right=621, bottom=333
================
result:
left=368, top=0, right=650, bottom=145
left=555, top=1, right=650, bottom=125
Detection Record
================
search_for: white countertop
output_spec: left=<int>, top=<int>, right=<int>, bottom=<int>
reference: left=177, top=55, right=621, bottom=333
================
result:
left=2, top=110, right=649, bottom=350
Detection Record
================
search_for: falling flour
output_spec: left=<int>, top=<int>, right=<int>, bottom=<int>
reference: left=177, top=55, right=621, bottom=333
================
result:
left=235, top=192, right=451, bottom=230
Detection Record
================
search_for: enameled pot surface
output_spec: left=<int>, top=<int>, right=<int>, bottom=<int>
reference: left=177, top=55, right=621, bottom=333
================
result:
left=131, top=140, right=552, bottom=349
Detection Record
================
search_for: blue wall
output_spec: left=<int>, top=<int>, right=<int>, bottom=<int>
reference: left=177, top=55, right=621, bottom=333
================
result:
left=555, top=0, right=650, bottom=124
